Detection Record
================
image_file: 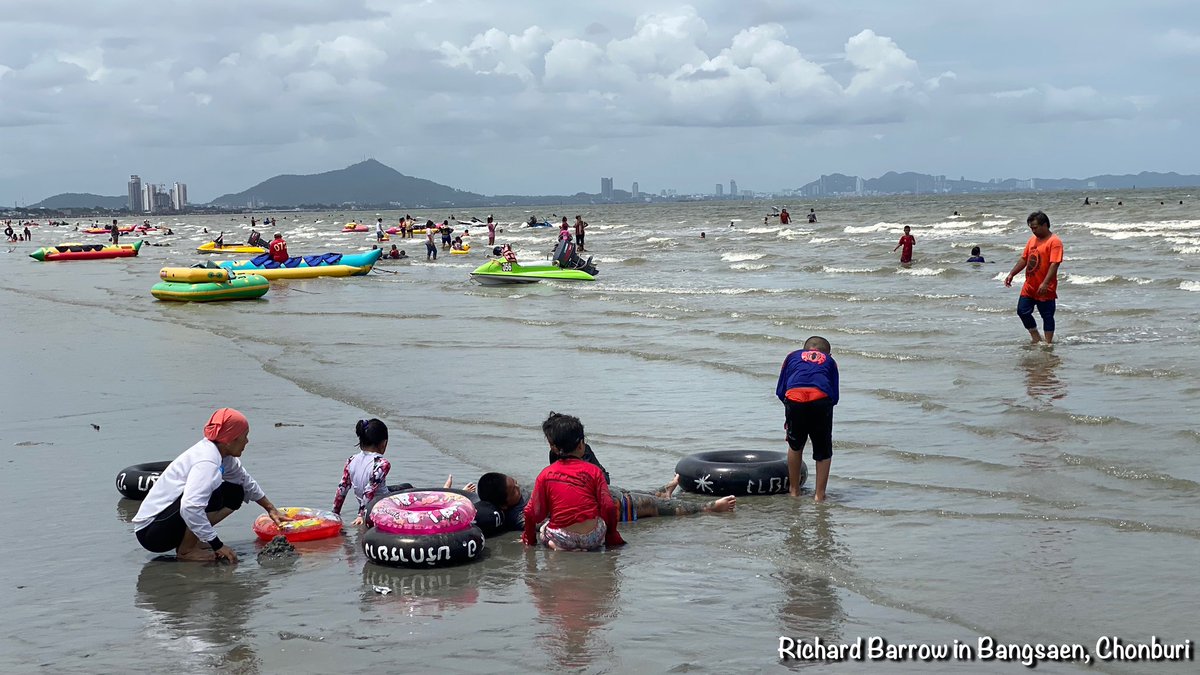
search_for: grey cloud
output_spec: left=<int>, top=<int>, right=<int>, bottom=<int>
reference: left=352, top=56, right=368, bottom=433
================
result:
left=0, top=1, right=1194, bottom=204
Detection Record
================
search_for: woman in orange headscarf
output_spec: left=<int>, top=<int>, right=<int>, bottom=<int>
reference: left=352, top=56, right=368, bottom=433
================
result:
left=132, top=408, right=286, bottom=563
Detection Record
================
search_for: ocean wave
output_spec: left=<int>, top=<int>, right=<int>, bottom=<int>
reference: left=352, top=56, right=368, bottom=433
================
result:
left=1065, top=274, right=1117, bottom=285
left=1181, top=281, right=1200, bottom=292
left=744, top=227, right=781, bottom=234
left=730, top=263, right=770, bottom=271
left=721, top=252, right=765, bottom=262
left=844, top=222, right=896, bottom=234
left=1174, top=245, right=1200, bottom=255
left=809, top=237, right=840, bottom=244
left=605, top=285, right=784, bottom=296
left=842, top=349, right=928, bottom=362
left=644, top=237, right=677, bottom=245
left=822, top=266, right=880, bottom=274
left=1093, top=363, right=1184, bottom=379
left=896, top=267, right=945, bottom=276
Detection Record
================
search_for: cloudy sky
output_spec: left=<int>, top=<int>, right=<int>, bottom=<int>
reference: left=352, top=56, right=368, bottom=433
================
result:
left=2, top=1, right=1198, bottom=204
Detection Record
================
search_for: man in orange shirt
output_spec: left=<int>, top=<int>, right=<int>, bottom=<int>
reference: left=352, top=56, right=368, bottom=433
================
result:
left=269, top=232, right=289, bottom=263
left=1004, top=211, right=1063, bottom=344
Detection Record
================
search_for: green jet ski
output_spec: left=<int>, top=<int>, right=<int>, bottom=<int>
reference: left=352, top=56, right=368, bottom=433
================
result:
left=470, top=259, right=596, bottom=285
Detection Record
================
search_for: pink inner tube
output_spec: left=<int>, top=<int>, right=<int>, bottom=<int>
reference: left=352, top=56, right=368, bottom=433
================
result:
left=371, top=491, right=477, bottom=536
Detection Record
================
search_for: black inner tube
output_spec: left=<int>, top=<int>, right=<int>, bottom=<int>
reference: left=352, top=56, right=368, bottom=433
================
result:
left=115, top=461, right=172, bottom=500
left=675, top=450, right=801, bottom=496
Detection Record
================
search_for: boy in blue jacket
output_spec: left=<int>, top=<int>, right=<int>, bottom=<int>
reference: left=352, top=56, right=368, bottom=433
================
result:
left=776, top=336, right=839, bottom=502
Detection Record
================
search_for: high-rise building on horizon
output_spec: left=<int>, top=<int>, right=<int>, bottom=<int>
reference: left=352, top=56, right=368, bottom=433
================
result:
left=171, top=182, right=188, bottom=211
left=601, top=177, right=613, bottom=200
left=632, top=181, right=639, bottom=200
left=715, top=183, right=724, bottom=197
left=128, top=175, right=142, bottom=212
left=730, top=179, right=737, bottom=198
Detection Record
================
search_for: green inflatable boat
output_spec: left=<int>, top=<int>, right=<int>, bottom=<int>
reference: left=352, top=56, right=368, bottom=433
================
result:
left=470, top=259, right=596, bottom=285
left=151, top=274, right=270, bottom=302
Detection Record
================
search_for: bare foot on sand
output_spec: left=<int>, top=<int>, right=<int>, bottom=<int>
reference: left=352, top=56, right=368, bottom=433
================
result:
left=813, top=493, right=827, bottom=503
left=177, top=549, right=217, bottom=562
left=706, top=495, right=736, bottom=512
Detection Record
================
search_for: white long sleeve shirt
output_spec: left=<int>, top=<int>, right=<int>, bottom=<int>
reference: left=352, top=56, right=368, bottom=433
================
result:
left=132, top=438, right=266, bottom=544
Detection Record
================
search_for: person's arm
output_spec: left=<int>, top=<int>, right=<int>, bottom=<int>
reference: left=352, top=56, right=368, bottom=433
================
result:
left=776, top=354, right=791, bottom=402
left=1004, top=256, right=1027, bottom=287
left=1037, top=262, right=1061, bottom=297
left=581, top=444, right=610, bottom=485
left=596, top=471, right=625, bottom=546
left=894, top=237, right=902, bottom=252
left=1037, top=238, right=1064, bottom=297
left=829, top=360, right=840, bottom=407
left=224, top=459, right=283, bottom=524
left=180, top=461, right=224, bottom=548
left=332, top=457, right=353, bottom=514
left=521, top=478, right=547, bottom=545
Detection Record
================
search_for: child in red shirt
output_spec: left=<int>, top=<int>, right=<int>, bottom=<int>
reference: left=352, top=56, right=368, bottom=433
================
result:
left=522, top=412, right=624, bottom=550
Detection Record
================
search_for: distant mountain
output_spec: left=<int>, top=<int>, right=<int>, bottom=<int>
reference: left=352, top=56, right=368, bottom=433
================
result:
left=30, top=193, right=127, bottom=209
left=798, top=171, right=1200, bottom=196
left=207, top=159, right=489, bottom=208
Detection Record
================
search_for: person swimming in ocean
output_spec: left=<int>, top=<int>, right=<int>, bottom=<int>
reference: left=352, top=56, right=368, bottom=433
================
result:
left=967, top=246, right=985, bottom=263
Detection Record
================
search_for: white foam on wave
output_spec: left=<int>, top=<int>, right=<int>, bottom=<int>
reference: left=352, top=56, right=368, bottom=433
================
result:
left=721, top=252, right=765, bottom=262
left=897, top=267, right=945, bottom=276
left=1173, top=245, right=1200, bottom=255
left=809, top=237, right=839, bottom=244
left=1065, top=274, right=1116, bottom=285
left=730, top=263, right=770, bottom=271
left=745, top=227, right=781, bottom=234
left=823, top=266, right=878, bottom=274
left=844, top=222, right=896, bottom=234
left=610, top=285, right=783, bottom=296
left=1181, top=281, right=1200, bottom=292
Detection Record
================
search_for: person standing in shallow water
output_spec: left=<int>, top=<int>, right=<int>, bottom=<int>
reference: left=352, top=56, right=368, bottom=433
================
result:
left=1005, top=210, right=1063, bottom=344
left=894, top=225, right=915, bottom=263
left=776, top=336, right=839, bottom=503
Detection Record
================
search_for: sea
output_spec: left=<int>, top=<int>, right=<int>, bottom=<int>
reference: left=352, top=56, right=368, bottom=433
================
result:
left=1, top=190, right=1197, bottom=673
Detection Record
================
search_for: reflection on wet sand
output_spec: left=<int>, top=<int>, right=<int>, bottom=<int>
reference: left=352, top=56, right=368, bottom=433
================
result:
left=135, top=561, right=266, bottom=674
left=776, top=506, right=849, bottom=642
left=115, top=499, right=140, bottom=523
left=524, top=550, right=621, bottom=669
left=360, top=562, right=482, bottom=612
left=1020, top=349, right=1067, bottom=403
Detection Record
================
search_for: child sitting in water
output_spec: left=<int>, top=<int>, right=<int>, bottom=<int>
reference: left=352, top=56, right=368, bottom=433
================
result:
left=967, top=246, right=985, bottom=263
left=333, top=419, right=393, bottom=525
left=522, top=412, right=625, bottom=551
left=451, top=236, right=465, bottom=250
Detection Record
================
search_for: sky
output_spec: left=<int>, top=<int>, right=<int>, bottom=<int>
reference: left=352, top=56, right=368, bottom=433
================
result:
left=2, top=0, right=1198, bottom=204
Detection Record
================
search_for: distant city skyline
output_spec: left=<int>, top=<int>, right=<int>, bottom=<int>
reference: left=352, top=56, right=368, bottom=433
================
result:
left=2, top=2, right=1197, bottom=205
left=127, top=174, right=187, bottom=214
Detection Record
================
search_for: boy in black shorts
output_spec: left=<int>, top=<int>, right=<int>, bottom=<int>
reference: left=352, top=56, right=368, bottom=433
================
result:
left=775, top=336, right=840, bottom=502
